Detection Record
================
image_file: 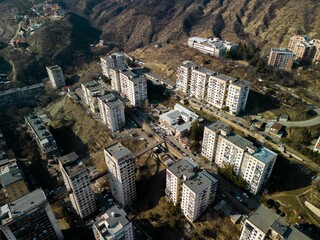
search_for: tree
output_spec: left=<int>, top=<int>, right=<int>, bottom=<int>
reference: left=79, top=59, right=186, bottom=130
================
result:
left=189, top=120, right=204, bottom=142
left=218, top=164, right=247, bottom=188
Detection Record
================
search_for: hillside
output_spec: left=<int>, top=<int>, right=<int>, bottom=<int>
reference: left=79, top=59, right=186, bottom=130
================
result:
left=63, top=0, right=320, bottom=53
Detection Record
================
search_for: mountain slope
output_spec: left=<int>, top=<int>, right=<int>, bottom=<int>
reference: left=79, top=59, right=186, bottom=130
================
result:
left=63, top=0, right=320, bottom=52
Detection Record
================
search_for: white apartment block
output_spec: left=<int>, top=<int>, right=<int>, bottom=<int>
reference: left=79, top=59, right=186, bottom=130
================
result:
left=109, top=68, right=121, bottom=92
left=226, top=79, right=250, bottom=115
left=46, top=65, right=65, bottom=89
left=240, top=205, right=311, bottom=240
left=98, top=94, right=125, bottom=132
left=190, top=67, right=215, bottom=100
left=119, top=70, right=147, bottom=107
left=201, top=121, right=230, bottom=162
left=81, top=80, right=102, bottom=113
left=100, top=53, right=126, bottom=78
left=92, top=205, right=134, bottom=240
left=176, top=60, right=197, bottom=94
left=241, top=148, right=277, bottom=194
left=202, top=120, right=277, bottom=194
left=59, top=152, right=96, bottom=218
left=165, top=158, right=218, bottom=222
left=104, top=143, right=136, bottom=206
left=188, top=36, right=238, bottom=57
left=176, top=62, right=250, bottom=115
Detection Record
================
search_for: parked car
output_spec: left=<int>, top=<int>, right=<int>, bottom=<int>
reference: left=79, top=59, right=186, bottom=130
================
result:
left=236, top=196, right=243, bottom=202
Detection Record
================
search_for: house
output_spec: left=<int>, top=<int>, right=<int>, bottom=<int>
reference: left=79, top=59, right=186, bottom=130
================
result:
left=279, top=114, right=289, bottom=122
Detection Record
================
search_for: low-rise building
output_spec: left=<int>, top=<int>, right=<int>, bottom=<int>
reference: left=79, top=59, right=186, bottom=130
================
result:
left=59, top=152, right=96, bottom=218
left=46, top=65, right=65, bottom=89
left=92, top=205, right=134, bottom=240
left=268, top=48, right=295, bottom=71
left=165, top=158, right=218, bottom=222
left=314, top=136, right=320, bottom=152
left=25, top=114, right=58, bottom=156
left=240, top=205, right=311, bottom=240
left=98, top=94, right=125, bottom=132
left=0, top=83, right=45, bottom=108
left=0, top=189, right=63, bottom=240
left=159, top=104, right=199, bottom=136
left=0, top=161, right=29, bottom=201
left=188, top=37, right=238, bottom=57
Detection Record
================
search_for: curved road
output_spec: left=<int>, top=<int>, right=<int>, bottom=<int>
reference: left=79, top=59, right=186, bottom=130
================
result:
left=279, top=115, right=320, bottom=127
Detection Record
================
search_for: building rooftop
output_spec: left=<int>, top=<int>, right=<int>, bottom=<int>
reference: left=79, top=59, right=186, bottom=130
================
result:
left=59, top=152, right=87, bottom=177
left=82, top=80, right=99, bottom=88
left=252, top=147, right=277, bottom=164
left=174, top=104, right=199, bottom=120
left=181, top=60, right=198, bottom=69
left=105, top=99, right=123, bottom=108
left=206, top=120, right=230, bottom=134
left=46, top=65, right=62, bottom=71
left=184, top=171, right=217, bottom=194
left=120, top=69, right=137, bottom=78
left=168, top=158, right=198, bottom=179
left=105, top=143, right=132, bottom=162
left=247, top=205, right=311, bottom=240
left=25, top=114, right=53, bottom=141
left=271, top=48, right=295, bottom=54
left=98, top=94, right=117, bottom=103
left=193, top=66, right=216, bottom=76
left=0, top=189, right=47, bottom=225
left=0, top=163, right=23, bottom=186
left=223, top=132, right=256, bottom=151
left=229, top=78, right=250, bottom=88
left=94, top=205, right=130, bottom=240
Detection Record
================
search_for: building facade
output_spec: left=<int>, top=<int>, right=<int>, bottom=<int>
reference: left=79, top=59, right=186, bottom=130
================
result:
left=119, top=70, right=147, bottom=107
left=0, top=189, right=63, bottom=240
left=59, top=152, right=96, bottom=218
left=92, top=205, right=134, bottom=240
left=98, top=94, right=125, bottom=132
left=201, top=120, right=277, bottom=194
left=240, top=205, right=311, bottom=240
left=176, top=62, right=250, bottom=115
left=165, top=158, right=218, bottom=222
left=267, top=48, right=295, bottom=71
left=104, top=143, right=136, bottom=207
left=46, top=65, right=65, bottom=89
left=100, top=53, right=126, bottom=78
left=81, top=80, right=102, bottom=113
left=109, top=68, right=122, bottom=92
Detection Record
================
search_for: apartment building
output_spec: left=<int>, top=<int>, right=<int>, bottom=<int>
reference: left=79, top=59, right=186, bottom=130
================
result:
left=176, top=62, right=250, bottom=115
left=59, top=152, right=96, bottom=218
left=119, top=70, right=147, bottom=107
left=190, top=67, right=215, bottom=100
left=92, top=205, right=134, bottom=240
left=201, top=120, right=277, bottom=194
left=176, top=60, right=197, bottom=94
left=267, top=48, right=295, bottom=71
left=310, top=39, right=320, bottom=63
left=287, top=35, right=313, bottom=61
left=46, top=65, right=65, bottom=89
left=165, top=158, right=218, bottom=222
left=98, top=94, right=125, bottom=132
left=0, top=161, right=29, bottom=201
left=201, top=121, right=230, bottom=162
left=240, top=205, right=311, bottom=240
left=81, top=80, right=102, bottom=113
left=0, top=83, right=45, bottom=108
left=0, top=189, right=63, bottom=240
left=100, top=53, right=126, bottom=78
left=25, top=114, right=58, bottom=156
left=104, top=143, right=136, bottom=206
left=188, top=37, right=238, bottom=57
left=241, top=147, right=277, bottom=194
left=109, top=68, right=121, bottom=92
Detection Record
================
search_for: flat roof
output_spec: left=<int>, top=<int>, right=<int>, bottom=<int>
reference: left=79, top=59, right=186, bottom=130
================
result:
left=46, top=65, right=62, bottom=71
left=252, top=147, right=277, bottom=164
left=168, top=158, right=198, bottom=179
left=247, top=205, right=278, bottom=233
left=120, top=69, right=137, bottom=78
left=271, top=48, right=295, bottom=54
left=105, top=143, right=132, bottom=162
left=193, top=66, right=215, bottom=75
left=25, top=115, right=53, bottom=141
left=206, top=120, right=230, bottom=133
left=105, top=99, right=123, bottom=108
left=98, top=94, right=117, bottom=102
left=184, top=171, right=217, bottom=194
left=59, top=152, right=87, bottom=177
left=82, top=80, right=99, bottom=88
left=0, top=189, right=47, bottom=225
left=223, top=132, right=256, bottom=150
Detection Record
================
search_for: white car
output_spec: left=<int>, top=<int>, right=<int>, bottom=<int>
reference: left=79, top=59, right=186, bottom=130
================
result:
left=236, top=196, right=243, bottom=202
